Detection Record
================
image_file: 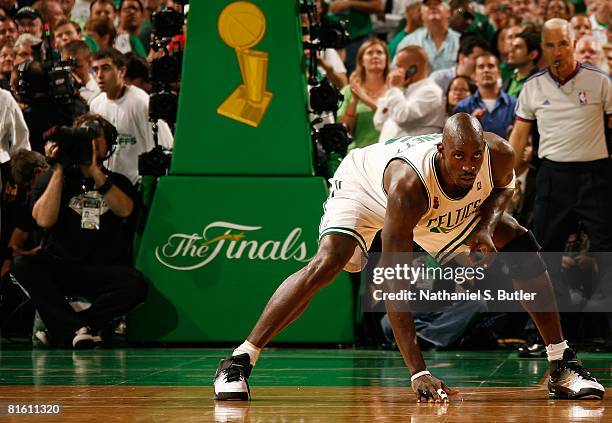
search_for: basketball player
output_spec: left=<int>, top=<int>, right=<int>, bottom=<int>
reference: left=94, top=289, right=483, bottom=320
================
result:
left=214, top=113, right=604, bottom=402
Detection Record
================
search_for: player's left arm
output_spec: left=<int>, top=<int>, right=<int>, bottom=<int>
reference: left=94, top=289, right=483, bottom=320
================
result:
left=469, top=132, right=516, bottom=257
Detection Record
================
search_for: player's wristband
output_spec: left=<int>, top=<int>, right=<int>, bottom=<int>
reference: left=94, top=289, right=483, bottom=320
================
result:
left=96, top=178, right=114, bottom=195
left=411, top=370, right=431, bottom=382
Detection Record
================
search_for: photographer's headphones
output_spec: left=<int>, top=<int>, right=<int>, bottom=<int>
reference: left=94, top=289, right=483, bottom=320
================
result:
left=81, top=117, right=119, bottom=161
left=16, top=59, right=32, bottom=103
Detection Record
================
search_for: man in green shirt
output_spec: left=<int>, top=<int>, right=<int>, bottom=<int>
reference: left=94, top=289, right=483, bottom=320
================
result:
left=502, top=29, right=540, bottom=98
left=326, top=0, right=384, bottom=73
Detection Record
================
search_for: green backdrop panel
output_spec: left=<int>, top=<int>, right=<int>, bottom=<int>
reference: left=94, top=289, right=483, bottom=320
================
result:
left=129, top=176, right=354, bottom=343
left=172, top=0, right=313, bottom=176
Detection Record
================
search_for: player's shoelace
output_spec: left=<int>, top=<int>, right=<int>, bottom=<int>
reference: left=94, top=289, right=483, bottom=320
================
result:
left=564, top=362, right=594, bottom=381
left=223, top=363, right=246, bottom=383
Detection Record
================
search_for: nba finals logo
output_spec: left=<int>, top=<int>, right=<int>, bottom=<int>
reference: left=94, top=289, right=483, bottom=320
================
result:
left=217, top=2, right=273, bottom=127
left=155, top=222, right=311, bottom=270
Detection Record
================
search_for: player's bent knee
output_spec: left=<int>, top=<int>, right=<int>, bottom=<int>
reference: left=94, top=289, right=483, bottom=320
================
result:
left=499, top=230, right=547, bottom=280
left=303, top=250, right=348, bottom=290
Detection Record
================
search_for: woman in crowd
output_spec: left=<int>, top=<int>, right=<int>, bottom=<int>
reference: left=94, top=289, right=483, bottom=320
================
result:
left=338, top=38, right=389, bottom=151
left=445, top=75, right=476, bottom=118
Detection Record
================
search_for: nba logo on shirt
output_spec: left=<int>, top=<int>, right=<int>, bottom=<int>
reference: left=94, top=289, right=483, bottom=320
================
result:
left=477, top=181, right=482, bottom=190
left=578, top=91, right=588, bottom=105
left=433, top=196, right=439, bottom=209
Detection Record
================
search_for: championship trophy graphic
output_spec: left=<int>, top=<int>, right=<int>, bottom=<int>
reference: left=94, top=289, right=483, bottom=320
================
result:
left=217, top=2, right=273, bottom=127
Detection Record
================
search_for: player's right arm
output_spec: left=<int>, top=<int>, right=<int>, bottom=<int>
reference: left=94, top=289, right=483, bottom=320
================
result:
left=508, top=119, right=532, bottom=169
left=381, top=160, right=458, bottom=402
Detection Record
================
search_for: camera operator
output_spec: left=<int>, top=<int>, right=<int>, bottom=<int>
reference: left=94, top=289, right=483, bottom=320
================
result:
left=11, top=59, right=88, bottom=153
left=90, top=48, right=173, bottom=185
left=10, top=113, right=148, bottom=349
left=61, top=39, right=100, bottom=104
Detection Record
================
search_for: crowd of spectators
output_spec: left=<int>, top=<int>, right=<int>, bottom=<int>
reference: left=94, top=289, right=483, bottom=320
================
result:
left=0, top=0, right=183, bottom=349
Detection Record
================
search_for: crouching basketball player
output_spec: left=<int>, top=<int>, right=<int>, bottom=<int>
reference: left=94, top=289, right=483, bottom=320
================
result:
left=214, top=113, right=604, bottom=402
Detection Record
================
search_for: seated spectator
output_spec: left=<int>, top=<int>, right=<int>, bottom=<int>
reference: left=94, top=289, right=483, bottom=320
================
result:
left=61, top=40, right=101, bottom=104
left=544, top=0, right=572, bottom=21
left=374, top=45, right=445, bottom=141
left=387, top=0, right=422, bottom=58
left=124, top=51, right=151, bottom=93
left=510, top=0, right=540, bottom=25
left=0, top=16, right=18, bottom=46
left=455, top=52, right=517, bottom=138
left=13, top=33, right=42, bottom=65
left=502, top=29, right=541, bottom=97
left=85, top=16, right=116, bottom=51
left=497, top=24, right=524, bottom=81
left=0, top=40, right=14, bottom=90
left=90, top=0, right=116, bottom=21
left=10, top=113, right=148, bottom=349
left=14, top=6, right=43, bottom=38
left=0, top=86, right=30, bottom=167
left=588, top=0, right=608, bottom=45
left=569, top=14, right=592, bottom=39
left=394, top=0, right=461, bottom=72
left=574, top=35, right=605, bottom=69
left=325, top=0, right=384, bottom=73
left=32, top=0, right=65, bottom=29
left=448, top=0, right=496, bottom=41
left=118, top=0, right=149, bottom=57
left=604, top=42, right=612, bottom=76
left=484, top=0, right=511, bottom=31
left=338, top=38, right=389, bottom=151
left=53, top=18, right=81, bottom=49
left=445, top=75, right=476, bottom=117
left=430, top=35, right=489, bottom=97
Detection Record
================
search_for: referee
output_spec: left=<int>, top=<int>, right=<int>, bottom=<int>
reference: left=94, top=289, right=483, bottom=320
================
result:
left=510, top=18, right=612, bottom=305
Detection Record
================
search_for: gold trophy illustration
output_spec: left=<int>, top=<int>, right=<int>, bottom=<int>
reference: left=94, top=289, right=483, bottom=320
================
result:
left=217, top=2, right=273, bottom=127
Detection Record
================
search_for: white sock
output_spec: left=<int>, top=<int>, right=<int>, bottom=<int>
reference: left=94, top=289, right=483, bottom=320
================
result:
left=232, top=340, right=261, bottom=366
left=546, top=340, right=569, bottom=362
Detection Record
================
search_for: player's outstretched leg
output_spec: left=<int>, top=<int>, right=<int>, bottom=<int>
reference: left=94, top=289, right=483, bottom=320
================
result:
left=494, top=214, right=604, bottom=400
left=213, top=234, right=358, bottom=400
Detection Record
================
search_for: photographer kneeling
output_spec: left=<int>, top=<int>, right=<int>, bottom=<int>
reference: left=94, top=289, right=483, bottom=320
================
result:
left=11, top=113, right=148, bottom=349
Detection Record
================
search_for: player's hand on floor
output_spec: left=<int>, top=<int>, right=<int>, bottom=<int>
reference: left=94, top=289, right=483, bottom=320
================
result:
left=412, top=374, right=459, bottom=403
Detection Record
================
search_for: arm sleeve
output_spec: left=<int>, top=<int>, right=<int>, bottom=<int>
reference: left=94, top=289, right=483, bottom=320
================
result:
left=373, top=88, right=400, bottom=130
left=337, top=85, right=352, bottom=119
left=387, top=85, right=443, bottom=124
left=155, top=120, right=174, bottom=149
left=9, top=96, right=31, bottom=155
left=514, top=83, right=536, bottom=121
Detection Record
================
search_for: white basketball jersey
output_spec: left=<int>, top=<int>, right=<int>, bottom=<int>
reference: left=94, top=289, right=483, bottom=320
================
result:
left=345, top=134, right=494, bottom=262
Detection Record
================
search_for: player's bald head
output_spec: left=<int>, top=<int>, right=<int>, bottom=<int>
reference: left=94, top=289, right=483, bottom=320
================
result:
left=442, top=112, right=484, bottom=148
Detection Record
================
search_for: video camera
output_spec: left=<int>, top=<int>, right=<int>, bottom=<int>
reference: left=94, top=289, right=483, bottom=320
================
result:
left=20, top=25, right=78, bottom=104
left=140, top=4, right=187, bottom=177
left=44, top=126, right=96, bottom=167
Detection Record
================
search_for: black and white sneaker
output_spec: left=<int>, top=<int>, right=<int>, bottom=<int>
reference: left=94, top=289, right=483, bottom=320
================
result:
left=214, top=353, right=253, bottom=401
left=548, top=348, right=605, bottom=400
left=72, top=326, right=95, bottom=349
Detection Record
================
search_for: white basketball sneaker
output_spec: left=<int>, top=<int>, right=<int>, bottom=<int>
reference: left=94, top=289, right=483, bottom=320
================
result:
left=214, top=353, right=253, bottom=401
left=548, top=348, right=605, bottom=399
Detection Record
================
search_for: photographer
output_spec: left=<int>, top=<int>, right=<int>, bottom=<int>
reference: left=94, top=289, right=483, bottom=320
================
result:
left=11, top=59, right=88, bottom=153
left=10, top=113, right=148, bottom=349
left=61, top=39, right=100, bottom=104
left=90, top=48, right=173, bottom=185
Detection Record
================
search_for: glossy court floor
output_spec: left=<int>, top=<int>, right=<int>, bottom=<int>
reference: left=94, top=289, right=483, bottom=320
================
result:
left=0, top=348, right=610, bottom=422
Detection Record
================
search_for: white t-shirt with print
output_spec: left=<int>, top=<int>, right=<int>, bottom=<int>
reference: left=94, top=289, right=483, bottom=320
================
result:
left=90, top=85, right=173, bottom=184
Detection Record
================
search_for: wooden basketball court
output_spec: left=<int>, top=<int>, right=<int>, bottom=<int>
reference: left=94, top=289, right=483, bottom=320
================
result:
left=0, top=348, right=610, bottom=422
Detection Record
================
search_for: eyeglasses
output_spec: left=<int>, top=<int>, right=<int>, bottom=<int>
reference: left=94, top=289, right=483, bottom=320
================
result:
left=449, top=87, right=470, bottom=93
